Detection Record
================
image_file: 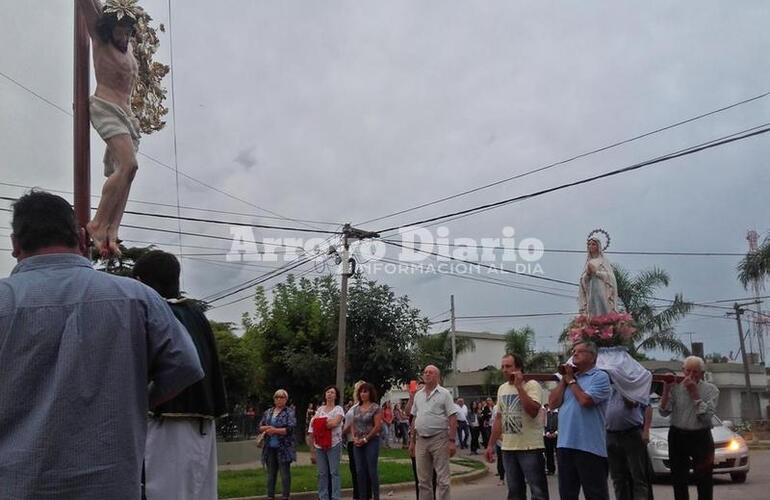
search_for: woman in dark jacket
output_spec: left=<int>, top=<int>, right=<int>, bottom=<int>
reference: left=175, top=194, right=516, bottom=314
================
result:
left=260, top=389, right=297, bottom=500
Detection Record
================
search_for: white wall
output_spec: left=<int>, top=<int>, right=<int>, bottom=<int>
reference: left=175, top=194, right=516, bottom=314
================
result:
left=456, top=337, right=506, bottom=372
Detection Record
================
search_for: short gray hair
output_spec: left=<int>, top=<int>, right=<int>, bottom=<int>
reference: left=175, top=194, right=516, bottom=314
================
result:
left=574, top=340, right=598, bottom=357
left=683, top=356, right=705, bottom=371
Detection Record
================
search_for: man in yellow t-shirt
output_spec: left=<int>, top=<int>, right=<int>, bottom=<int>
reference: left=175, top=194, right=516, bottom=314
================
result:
left=486, top=353, right=549, bottom=500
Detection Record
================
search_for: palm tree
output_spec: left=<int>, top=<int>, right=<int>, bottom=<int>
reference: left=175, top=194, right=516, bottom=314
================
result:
left=415, top=329, right=476, bottom=375
left=613, top=266, right=692, bottom=357
left=504, top=326, right=559, bottom=372
left=482, top=326, right=559, bottom=391
left=738, top=235, right=770, bottom=289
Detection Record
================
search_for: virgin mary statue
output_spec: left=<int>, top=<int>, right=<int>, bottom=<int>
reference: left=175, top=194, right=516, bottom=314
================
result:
left=578, top=230, right=618, bottom=317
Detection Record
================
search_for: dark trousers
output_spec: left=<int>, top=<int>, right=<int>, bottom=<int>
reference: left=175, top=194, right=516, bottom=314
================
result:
left=607, top=428, right=651, bottom=500
left=481, top=427, right=491, bottom=448
left=265, top=447, right=291, bottom=500
left=669, top=427, right=714, bottom=500
left=496, top=444, right=505, bottom=480
left=457, top=421, right=469, bottom=448
left=501, top=449, right=550, bottom=500
left=470, top=426, right=481, bottom=453
left=543, top=436, right=557, bottom=473
left=410, top=457, right=437, bottom=500
left=557, top=447, right=610, bottom=500
left=347, top=441, right=372, bottom=500
left=352, top=437, right=380, bottom=500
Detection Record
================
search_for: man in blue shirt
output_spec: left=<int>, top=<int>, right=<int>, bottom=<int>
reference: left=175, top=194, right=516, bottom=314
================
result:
left=0, top=191, right=204, bottom=500
left=549, top=341, right=611, bottom=500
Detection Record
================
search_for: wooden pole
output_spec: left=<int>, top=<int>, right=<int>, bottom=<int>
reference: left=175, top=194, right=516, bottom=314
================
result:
left=74, top=1, right=91, bottom=256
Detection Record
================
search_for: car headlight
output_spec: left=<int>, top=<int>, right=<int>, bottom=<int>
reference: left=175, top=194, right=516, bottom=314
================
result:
left=727, top=437, right=746, bottom=451
left=650, top=437, right=668, bottom=452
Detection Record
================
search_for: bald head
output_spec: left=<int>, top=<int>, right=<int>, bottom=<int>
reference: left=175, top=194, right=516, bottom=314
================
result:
left=422, top=364, right=441, bottom=389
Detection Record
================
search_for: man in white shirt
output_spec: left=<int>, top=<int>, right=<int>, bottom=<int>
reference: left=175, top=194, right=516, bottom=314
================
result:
left=409, top=365, right=457, bottom=500
left=455, top=398, right=469, bottom=449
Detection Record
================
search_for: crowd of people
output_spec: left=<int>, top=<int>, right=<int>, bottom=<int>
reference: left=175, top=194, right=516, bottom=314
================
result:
left=1, top=191, right=721, bottom=500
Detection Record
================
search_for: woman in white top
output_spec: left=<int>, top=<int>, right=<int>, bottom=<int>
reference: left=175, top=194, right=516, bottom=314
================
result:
left=308, top=386, right=345, bottom=500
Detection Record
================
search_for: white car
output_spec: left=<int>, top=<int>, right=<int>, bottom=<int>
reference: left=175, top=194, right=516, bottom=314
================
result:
left=647, top=410, right=750, bottom=483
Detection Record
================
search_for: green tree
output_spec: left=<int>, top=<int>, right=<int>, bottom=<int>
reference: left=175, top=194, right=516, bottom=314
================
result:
left=613, top=266, right=692, bottom=357
left=243, top=273, right=427, bottom=431
left=347, top=276, right=429, bottom=395
left=211, top=321, right=260, bottom=408
left=738, top=234, right=770, bottom=288
left=414, top=329, right=476, bottom=376
left=503, top=326, right=559, bottom=372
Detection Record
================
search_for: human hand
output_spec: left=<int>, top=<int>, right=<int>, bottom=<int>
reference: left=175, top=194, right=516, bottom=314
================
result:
left=642, top=429, right=650, bottom=445
left=448, top=440, right=456, bottom=458
left=513, top=371, right=525, bottom=388
left=683, top=376, right=698, bottom=398
left=408, top=441, right=416, bottom=458
left=586, top=263, right=595, bottom=275
left=562, top=365, right=575, bottom=384
left=485, top=446, right=496, bottom=463
left=310, top=454, right=317, bottom=464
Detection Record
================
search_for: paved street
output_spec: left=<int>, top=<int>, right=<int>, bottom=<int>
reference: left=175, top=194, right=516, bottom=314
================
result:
left=379, top=449, right=770, bottom=500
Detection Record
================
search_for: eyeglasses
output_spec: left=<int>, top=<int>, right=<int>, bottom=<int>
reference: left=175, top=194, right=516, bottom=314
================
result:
left=274, top=395, right=287, bottom=399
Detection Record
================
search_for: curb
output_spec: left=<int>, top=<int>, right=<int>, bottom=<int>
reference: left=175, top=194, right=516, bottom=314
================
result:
left=228, top=460, right=488, bottom=500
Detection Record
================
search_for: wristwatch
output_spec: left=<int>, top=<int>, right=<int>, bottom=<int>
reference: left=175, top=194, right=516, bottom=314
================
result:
left=567, top=380, right=577, bottom=386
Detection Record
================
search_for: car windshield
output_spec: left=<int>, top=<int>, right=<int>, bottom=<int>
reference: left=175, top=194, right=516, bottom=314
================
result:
left=650, top=407, right=721, bottom=428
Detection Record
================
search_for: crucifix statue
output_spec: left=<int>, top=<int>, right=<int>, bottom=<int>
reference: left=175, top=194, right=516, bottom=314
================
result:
left=77, top=0, right=168, bottom=257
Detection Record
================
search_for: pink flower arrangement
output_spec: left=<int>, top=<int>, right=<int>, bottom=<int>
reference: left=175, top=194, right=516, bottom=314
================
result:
left=568, top=312, right=637, bottom=347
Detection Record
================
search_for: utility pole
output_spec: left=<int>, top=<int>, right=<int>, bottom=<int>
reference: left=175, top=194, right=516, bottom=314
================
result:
left=450, top=295, right=458, bottom=397
left=450, top=295, right=457, bottom=362
left=74, top=1, right=91, bottom=256
left=334, top=224, right=380, bottom=392
left=732, top=300, right=762, bottom=421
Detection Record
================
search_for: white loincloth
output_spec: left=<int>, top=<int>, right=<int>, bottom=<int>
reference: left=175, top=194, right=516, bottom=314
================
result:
left=144, top=419, right=218, bottom=500
left=88, top=95, right=141, bottom=177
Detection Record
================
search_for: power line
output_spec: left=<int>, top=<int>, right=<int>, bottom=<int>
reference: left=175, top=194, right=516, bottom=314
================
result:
left=359, top=90, right=770, bottom=226
left=0, top=180, right=343, bottom=226
left=166, top=0, right=184, bottom=285
left=380, top=238, right=745, bottom=257
left=0, top=70, right=322, bottom=229
left=374, top=255, right=577, bottom=300
left=206, top=254, right=324, bottom=306
left=383, top=239, right=578, bottom=287
left=0, top=195, right=340, bottom=235
left=376, top=123, right=770, bottom=235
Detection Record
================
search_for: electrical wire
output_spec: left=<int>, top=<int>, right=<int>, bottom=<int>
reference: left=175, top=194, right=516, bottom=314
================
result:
left=0, top=195, right=340, bottom=235
left=376, top=123, right=770, bottom=235
left=359, top=90, right=770, bottom=226
left=380, top=238, right=745, bottom=257
left=0, top=70, right=324, bottom=229
left=0, top=180, right=343, bottom=226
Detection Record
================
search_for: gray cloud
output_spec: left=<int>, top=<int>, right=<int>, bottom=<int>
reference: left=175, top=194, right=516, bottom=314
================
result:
left=2, top=1, right=769, bottom=359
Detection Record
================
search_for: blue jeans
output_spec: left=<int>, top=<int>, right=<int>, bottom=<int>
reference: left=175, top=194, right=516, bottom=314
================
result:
left=265, top=446, right=291, bottom=499
left=316, top=443, right=342, bottom=500
left=502, top=449, right=549, bottom=500
left=353, top=437, right=380, bottom=500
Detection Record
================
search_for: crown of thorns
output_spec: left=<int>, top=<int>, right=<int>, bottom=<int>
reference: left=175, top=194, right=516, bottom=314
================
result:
left=103, top=0, right=143, bottom=22
left=586, top=229, right=610, bottom=251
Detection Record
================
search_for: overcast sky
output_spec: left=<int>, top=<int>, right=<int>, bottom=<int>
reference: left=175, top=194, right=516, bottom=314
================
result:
left=2, top=1, right=769, bottom=360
